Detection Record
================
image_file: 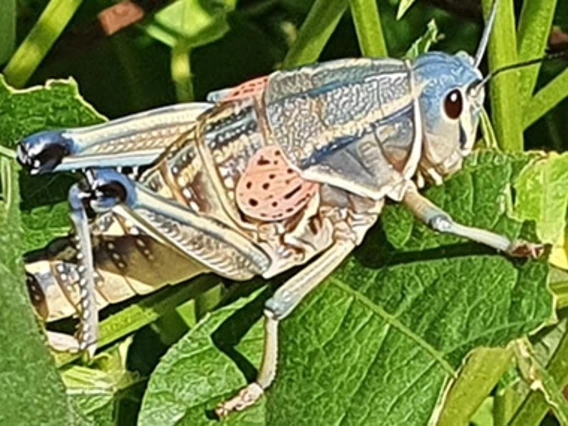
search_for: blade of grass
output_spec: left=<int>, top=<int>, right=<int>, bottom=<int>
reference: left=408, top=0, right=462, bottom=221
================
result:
left=517, top=0, right=557, bottom=108
left=396, top=0, right=418, bottom=20
left=54, top=276, right=221, bottom=367
left=349, top=0, right=388, bottom=57
left=171, top=42, right=194, bottom=102
left=0, top=0, right=16, bottom=65
left=509, top=337, right=568, bottom=426
left=524, top=68, right=568, bottom=129
left=479, top=107, right=500, bottom=150
left=282, top=0, right=348, bottom=68
left=481, top=0, right=523, bottom=152
left=3, top=0, right=84, bottom=88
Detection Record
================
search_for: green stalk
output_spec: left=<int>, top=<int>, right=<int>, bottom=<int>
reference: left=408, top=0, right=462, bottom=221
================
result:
left=524, top=69, right=568, bottom=129
left=349, top=0, right=388, bottom=58
left=493, top=385, right=524, bottom=426
left=0, top=0, right=16, bottom=65
left=0, top=146, right=16, bottom=160
left=437, top=347, right=513, bottom=425
left=3, top=0, right=84, bottom=88
left=517, top=0, right=557, bottom=108
left=282, top=0, right=348, bottom=68
left=54, top=276, right=220, bottom=367
left=171, top=42, right=194, bottom=102
left=481, top=0, right=523, bottom=152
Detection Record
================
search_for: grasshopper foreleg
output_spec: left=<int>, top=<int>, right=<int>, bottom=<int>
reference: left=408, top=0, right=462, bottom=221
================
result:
left=403, top=187, right=544, bottom=258
left=216, top=240, right=355, bottom=417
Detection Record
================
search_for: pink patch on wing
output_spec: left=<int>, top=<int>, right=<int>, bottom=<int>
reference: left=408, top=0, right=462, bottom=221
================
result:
left=222, top=76, right=268, bottom=102
left=236, top=146, right=319, bottom=222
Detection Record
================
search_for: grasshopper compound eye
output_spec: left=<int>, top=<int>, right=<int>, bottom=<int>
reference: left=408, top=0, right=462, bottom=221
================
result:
left=444, top=89, right=463, bottom=120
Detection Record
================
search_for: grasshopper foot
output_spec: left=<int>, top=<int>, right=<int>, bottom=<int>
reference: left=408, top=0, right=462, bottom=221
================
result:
left=506, top=241, right=545, bottom=259
left=215, top=383, right=264, bottom=418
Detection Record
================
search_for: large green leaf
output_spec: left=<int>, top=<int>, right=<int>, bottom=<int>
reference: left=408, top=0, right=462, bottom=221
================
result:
left=139, top=151, right=554, bottom=425
left=0, top=113, right=71, bottom=424
left=514, top=152, right=568, bottom=245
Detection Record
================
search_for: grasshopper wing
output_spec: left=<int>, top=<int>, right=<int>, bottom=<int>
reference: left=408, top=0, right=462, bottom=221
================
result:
left=264, top=58, right=422, bottom=201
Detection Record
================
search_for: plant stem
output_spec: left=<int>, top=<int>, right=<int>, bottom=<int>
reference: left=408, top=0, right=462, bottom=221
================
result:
left=524, top=69, right=568, bottom=129
left=349, top=0, right=388, bottom=57
left=3, top=0, right=84, bottom=88
left=171, top=42, right=194, bottom=102
left=282, top=0, right=348, bottom=68
left=437, top=347, right=513, bottom=425
left=0, top=0, right=16, bottom=65
left=54, top=276, right=220, bottom=367
left=481, top=0, right=524, bottom=152
left=517, top=0, right=557, bottom=108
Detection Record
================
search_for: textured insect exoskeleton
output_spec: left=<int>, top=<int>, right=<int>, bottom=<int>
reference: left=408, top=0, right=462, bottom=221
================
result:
left=17, top=1, right=542, bottom=416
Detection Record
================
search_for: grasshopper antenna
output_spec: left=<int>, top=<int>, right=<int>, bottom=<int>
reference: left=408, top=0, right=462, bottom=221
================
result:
left=474, top=0, right=499, bottom=68
left=472, top=49, right=568, bottom=94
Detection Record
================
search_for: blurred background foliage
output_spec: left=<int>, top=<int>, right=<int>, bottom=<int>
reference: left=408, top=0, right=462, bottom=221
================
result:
left=1, top=0, right=566, bottom=152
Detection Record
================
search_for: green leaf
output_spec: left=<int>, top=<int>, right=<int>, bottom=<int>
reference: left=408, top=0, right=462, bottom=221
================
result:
left=0, top=75, right=104, bottom=252
left=404, top=19, right=441, bottom=59
left=139, top=151, right=554, bottom=425
left=396, top=0, right=418, bottom=20
left=0, top=150, right=71, bottom=424
left=282, top=0, right=348, bottom=68
left=510, top=336, right=568, bottom=425
left=63, top=339, right=141, bottom=426
left=349, top=0, right=388, bottom=58
left=513, top=152, right=568, bottom=245
left=138, top=288, right=269, bottom=426
left=145, top=0, right=237, bottom=49
left=489, top=311, right=568, bottom=426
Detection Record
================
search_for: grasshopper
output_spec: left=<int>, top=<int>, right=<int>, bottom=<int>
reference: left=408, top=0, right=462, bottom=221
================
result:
left=18, top=1, right=543, bottom=416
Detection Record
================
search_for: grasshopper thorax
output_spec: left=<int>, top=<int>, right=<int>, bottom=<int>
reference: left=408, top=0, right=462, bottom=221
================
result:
left=413, top=51, right=485, bottom=184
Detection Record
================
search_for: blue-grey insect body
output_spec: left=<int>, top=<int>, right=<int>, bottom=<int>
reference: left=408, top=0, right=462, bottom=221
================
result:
left=17, top=0, right=544, bottom=417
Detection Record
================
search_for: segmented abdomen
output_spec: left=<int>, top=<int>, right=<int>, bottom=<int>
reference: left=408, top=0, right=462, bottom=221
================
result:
left=25, top=213, right=208, bottom=322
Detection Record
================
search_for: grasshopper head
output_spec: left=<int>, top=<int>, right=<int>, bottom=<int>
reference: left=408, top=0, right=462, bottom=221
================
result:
left=413, top=51, right=485, bottom=183
left=411, top=0, right=496, bottom=184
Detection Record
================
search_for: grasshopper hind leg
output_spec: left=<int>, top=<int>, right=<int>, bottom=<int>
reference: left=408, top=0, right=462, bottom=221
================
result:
left=216, top=240, right=355, bottom=417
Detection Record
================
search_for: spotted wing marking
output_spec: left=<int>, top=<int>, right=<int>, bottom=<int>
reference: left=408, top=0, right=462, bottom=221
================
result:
left=236, top=146, right=319, bottom=222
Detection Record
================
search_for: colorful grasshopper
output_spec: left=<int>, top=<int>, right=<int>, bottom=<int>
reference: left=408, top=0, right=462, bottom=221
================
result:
left=18, top=1, right=542, bottom=416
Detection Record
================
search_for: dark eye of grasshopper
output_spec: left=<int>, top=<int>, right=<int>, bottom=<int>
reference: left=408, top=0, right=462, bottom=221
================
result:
left=444, top=89, right=463, bottom=120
